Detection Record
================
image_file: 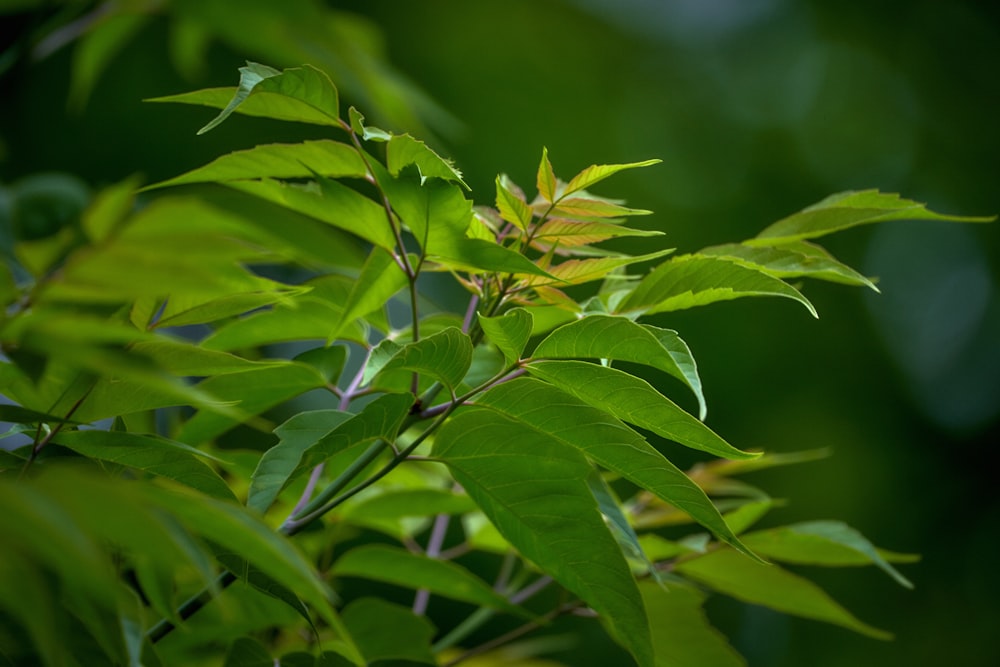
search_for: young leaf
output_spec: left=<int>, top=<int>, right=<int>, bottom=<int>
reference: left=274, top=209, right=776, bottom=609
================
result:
left=473, top=378, right=755, bottom=559
left=51, top=430, right=237, bottom=502
left=527, top=361, right=758, bottom=460
left=748, top=190, right=994, bottom=246
left=496, top=175, right=533, bottom=231
left=246, top=410, right=353, bottom=515
left=341, top=598, right=436, bottom=665
left=144, top=140, right=366, bottom=190
left=477, top=308, right=533, bottom=365
left=676, top=548, right=892, bottom=639
left=332, top=545, right=527, bottom=616
left=371, top=327, right=473, bottom=392
left=551, top=197, right=653, bottom=219
left=522, top=249, right=674, bottom=288
left=532, top=315, right=706, bottom=419
left=619, top=254, right=817, bottom=318
left=639, top=580, right=747, bottom=667
left=434, top=407, right=654, bottom=667
left=536, top=147, right=557, bottom=203
left=348, top=107, right=392, bottom=142
left=533, top=219, right=663, bottom=246
left=563, top=159, right=661, bottom=198
left=387, top=134, right=467, bottom=187
left=700, top=242, right=878, bottom=291
left=741, top=521, right=915, bottom=588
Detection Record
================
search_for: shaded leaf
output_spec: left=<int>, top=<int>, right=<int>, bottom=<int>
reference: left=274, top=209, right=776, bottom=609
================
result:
left=341, top=598, right=436, bottom=665
left=551, top=197, right=653, bottom=219
left=477, top=308, right=533, bottom=365
left=676, top=548, right=891, bottom=639
left=333, top=545, right=526, bottom=616
left=380, top=172, right=472, bottom=256
left=527, top=361, right=757, bottom=460
left=701, top=242, right=878, bottom=291
left=216, top=553, right=318, bottom=634
left=588, top=471, right=663, bottom=583
left=532, top=315, right=706, bottom=419
left=748, top=190, right=994, bottom=246
left=223, top=636, right=272, bottom=667
left=619, top=254, right=817, bottom=317
left=371, top=327, right=473, bottom=392
left=434, top=407, right=654, bottom=667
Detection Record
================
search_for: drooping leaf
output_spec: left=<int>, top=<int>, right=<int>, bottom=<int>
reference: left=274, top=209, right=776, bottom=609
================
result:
left=640, top=580, right=746, bottom=667
left=741, top=521, right=915, bottom=588
left=587, top=471, right=663, bottom=583
left=434, top=407, right=654, bottom=667
left=676, top=548, right=892, bottom=639
left=477, top=308, right=533, bottom=365
left=748, top=190, right=994, bottom=246
left=619, top=254, right=817, bottom=317
left=496, top=175, right=533, bottom=231
left=144, top=140, right=366, bottom=190
left=387, top=134, right=467, bottom=187
left=700, top=242, right=879, bottom=291
left=371, top=327, right=473, bottom=392
left=536, top=147, right=557, bottom=203
left=51, top=430, right=236, bottom=501
left=341, top=598, right=436, bottom=665
left=473, top=378, right=755, bottom=558
left=246, top=409, right=353, bottom=515
left=527, top=361, right=758, bottom=460
left=563, top=159, right=661, bottom=197
left=332, top=545, right=526, bottom=616
left=532, top=315, right=706, bottom=419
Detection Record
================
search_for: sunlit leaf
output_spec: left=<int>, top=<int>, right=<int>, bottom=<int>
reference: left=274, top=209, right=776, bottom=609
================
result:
left=563, top=159, right=660, bottom=197
left=536, top=147, right=557, bottom=203
left=619, top=254, right=817, bottom=318
left=527, top=361, right=757, bottom=460
left=477, top=308, right=533, bottom=365
left=551, top=197, right=653, bottom=219
left=532, top=315, right=706, bottom=419
left=434, top=407, right=654, bottom=667
left=748, top=190, right=994, bottom=246
left=333, top=545, right=526, bottom=615
left=380, top=172, right=472, bottom=256
left=533, top=219, right=662, bottom=247
left=522, top=250, right=673, bottom=288
left=433, top=238, right=556, bottom=278
left=473, top=378, right=755, bottom=558
left=387, top=134, right=467, bottom=187
left=496, top=175, right=533, bottom=231
left=676, top=548, right=892, bottom=639
left=701, top=242, right=878, bottom=291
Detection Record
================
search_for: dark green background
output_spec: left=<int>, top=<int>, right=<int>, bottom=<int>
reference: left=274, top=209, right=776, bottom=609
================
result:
left=2, top=1, right=998, bottom=665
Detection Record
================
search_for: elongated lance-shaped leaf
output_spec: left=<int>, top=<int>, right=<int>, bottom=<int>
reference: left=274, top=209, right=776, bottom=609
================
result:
left=741, top=521, right=915, bottom=588
left=551, top=197, right=654, bottom=219
left=532, top=315, right=706, bottom=419
left=247, top=410, right=353, bottom=515
left=143, top=140, right=366, bottom=190
left=51, top=431, right=236, bottom=502
left=563, top=159, right=661, bottom=198
left=527, top=361, right=758, bottom=460
left=128, top=341, right=287, bottom=377
left=522, top=249, right=674, bottom=288
left=533, top=219, right=663, bottom=247
left=496, top=175, right=533, bottom=230
left=216, top=553, right=318, bottom=635
left=332, top=545, right=528, bottom=617
left=619, top=254, right=817, bottom=318
left=587, top=470, right=664, bottom=584
left=747, top=189, right=995, bottom=246
left=341, top=598, right=436, bottom=665
left=676, top=548, right=892, bottom=639
left=371, top=327, right=473, bottom=392
left=537, top=147, right=557, bottom=202
left=477, top=308, right=533, bottom=365
left=190, top=63, right=340, bottom=134
left=378, top=172, right=472, bottom=257
left=473, top=378, right=756, bottom=559
left=387, top=134, right=467, bottom=188
left=433, top=407, right=654, bottom=667
left=700, top=242, right=879, bottom=291
left=333, top=248, right=408, bottom=340
left=639, top=581, right=747, bottom=667
left=432, top=237, right=556, bottom=278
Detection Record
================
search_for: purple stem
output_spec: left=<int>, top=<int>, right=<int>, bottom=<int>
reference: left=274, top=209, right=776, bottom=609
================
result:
left=509, top=576, right=553, bottom=605
left=413, top=512, right=452, bottom=615
left=462, top=294, right=480, bottom=334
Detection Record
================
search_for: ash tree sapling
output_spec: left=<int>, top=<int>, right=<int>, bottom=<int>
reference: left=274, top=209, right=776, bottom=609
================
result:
left=0, top=62, right=993, bottom=667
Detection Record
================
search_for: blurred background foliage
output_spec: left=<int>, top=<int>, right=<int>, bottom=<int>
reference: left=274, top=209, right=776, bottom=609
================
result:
left=1, top=1, right=997, bottom=665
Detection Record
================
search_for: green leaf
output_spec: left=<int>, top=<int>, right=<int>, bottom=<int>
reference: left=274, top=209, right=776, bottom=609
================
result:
left=216, top=553, right=318, bottom=634
left=434, top=407, right=654, bottom=667
left=294, top=345, right=348, bottom=384
left=341, top=598, right=436, bottom=665
left=477, top=308, right=533, bottom=365
left=588, top=471, right=663, bottom=583
left=537, top=147, right=557, bottom=203
left=533, top=219, right=663, bottom=246
left=496, top=175, right=533, bottom=230
left=473, top=378, right=755, bottom=559
left=348, top=106, right=392, bottom=142
left=551, top=197, right=653, bottom=219
left=640, top=580, right=746, bottom=667
left=227, top=177, right=396, bottom=251
left=144, top=140, right=366, bottom=190
left=433, top=238, right=556, bottom=278
left=131, top=340, right=286, bottom=376
left=51, top=430, right=236, bottom=501
left=532, top=315, right=706, bottom=419
left=334, top=248, right=408, bottom=340
left=748, top=190, right=995, bottom=246
left=339, top=488, right=476, bottom=535
left=371, top=327, right=473, bottom=392
left=195, top=63, right=339, bottom=134
left=741, top=521, right=915, bottom=588
left=333, top=545, right=527, bottom=616
left=526, top=361, right=758, bottom=460
left=524, top=249, right=674, bottom=287
left=619, top=254, right=817, bottom=318
left=700, top=242, right=879, bottom=291
left=81, top=175, right=141, bottom=242
left=387, top=134, right=467, bottom=187
left=70, top=10, right=151, bottom=111
left=380, top=172, right=472, bottom=256
left=563, top=159, right=661, bottom=197
left=676, top=548, right=892, bottom=639
left=176, top=363, right=329, bottom=444
left=247, top=409, right=353, bottom=515
left=223, top=636, right=272, bottom=667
